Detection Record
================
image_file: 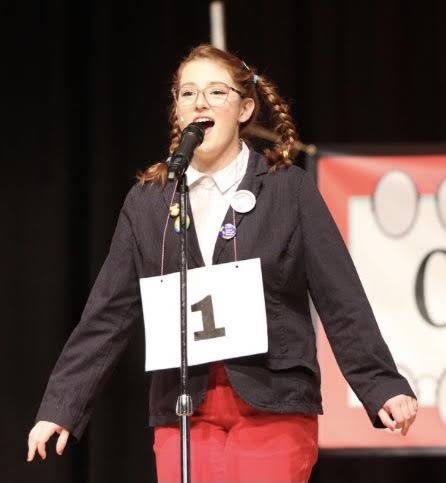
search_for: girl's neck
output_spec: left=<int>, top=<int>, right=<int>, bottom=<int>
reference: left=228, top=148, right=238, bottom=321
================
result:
left=190, top=141, right=242, bottom=175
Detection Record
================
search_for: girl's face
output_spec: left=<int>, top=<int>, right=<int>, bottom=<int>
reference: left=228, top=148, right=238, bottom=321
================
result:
left=175, top=59, right=254, bottom=171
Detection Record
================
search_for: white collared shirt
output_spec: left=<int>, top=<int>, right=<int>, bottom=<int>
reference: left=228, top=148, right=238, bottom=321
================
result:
left=186, top=142, right=249, bottom=266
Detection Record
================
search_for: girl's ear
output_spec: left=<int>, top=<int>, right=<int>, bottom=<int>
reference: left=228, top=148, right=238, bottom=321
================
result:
left=239, top=98, right=255, bottom=123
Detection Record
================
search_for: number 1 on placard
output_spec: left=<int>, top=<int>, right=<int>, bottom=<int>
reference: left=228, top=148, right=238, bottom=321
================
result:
left=191, top=295, right=226, bottom=341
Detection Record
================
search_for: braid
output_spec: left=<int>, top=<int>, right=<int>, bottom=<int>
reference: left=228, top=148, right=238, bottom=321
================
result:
left=167, top=115, right=182, bottom=155
left=253, top=76, right=298, bottom=171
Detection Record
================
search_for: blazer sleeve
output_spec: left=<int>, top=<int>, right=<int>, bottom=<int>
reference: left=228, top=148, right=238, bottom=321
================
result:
left=298, top=170, right=415, bottom=427
left=35, top=190, right=142, bottom=440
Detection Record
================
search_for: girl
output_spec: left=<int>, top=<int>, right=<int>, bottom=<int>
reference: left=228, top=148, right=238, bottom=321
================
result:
left=28, top=44, right=417, bottom=483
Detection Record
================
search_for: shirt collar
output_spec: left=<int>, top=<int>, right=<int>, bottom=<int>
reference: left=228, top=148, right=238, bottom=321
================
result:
left=186, top=141, right=250, bottom=193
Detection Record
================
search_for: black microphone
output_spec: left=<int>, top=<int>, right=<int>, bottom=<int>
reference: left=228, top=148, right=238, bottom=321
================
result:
left=167, top=122, right=206, bottom=181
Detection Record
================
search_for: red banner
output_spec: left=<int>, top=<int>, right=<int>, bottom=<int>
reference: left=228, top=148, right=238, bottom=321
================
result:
left=316, top=153, right=446, bottom=448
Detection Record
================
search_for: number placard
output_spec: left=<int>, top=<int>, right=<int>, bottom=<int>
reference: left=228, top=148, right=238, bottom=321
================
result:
left=139, top=258, right=268, bottom=371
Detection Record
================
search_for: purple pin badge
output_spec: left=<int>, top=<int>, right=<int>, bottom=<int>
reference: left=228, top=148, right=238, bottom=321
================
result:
left=219, top=223, right=237, bottom=240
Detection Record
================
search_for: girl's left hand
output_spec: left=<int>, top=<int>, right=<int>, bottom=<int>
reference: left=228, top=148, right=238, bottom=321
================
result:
left=378, top=394, right=418, bottom=436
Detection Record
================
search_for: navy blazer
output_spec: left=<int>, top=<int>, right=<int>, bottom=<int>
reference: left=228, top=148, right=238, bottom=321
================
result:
left=36, top=150, right=414, bottom=440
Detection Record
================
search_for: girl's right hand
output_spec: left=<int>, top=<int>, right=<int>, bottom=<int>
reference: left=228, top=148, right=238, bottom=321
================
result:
left=27, top=421, right=70, bottom=461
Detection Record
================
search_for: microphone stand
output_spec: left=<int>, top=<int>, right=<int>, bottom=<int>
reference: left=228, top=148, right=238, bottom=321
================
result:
left=168, top=121, right=206, bottom=483
left=175, top=171, right=193, bottom=483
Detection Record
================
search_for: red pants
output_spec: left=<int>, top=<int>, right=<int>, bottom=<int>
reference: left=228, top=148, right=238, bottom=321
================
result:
left=154, top=362, right=318, bottom=482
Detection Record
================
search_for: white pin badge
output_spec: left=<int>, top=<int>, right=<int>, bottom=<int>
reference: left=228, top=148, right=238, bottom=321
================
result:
left=231, top=190, right=256, bottom=214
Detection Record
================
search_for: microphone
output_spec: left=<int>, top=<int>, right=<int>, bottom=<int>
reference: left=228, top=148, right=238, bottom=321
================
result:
left=167, top=122, right=207, bottom=181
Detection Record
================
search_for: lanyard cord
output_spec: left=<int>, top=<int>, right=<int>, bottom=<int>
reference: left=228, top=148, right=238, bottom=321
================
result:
left=232, top=208, right=238, bottom=262
left=160, top=180, right=179, bottom=276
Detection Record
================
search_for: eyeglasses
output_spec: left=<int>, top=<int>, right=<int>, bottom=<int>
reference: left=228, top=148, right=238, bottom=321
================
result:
left=174, top=82, right=244, bottom=107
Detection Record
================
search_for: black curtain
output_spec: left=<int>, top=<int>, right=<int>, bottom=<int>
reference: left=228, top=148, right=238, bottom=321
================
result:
left=1, top=1, right=445, bottom=482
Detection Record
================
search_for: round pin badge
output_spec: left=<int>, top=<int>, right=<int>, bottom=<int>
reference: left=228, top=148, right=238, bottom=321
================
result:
left=230, top=190, right=256, bottom=213
left=219, top=223, right=237, bottom=240
left=169, top=203, right=180, bottom=217
left=174, top=215, right=190, bottom=233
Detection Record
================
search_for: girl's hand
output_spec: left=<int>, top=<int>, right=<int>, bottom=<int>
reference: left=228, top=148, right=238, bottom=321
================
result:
left=378, top=394, right=418, bottom=436
left=27, top=421, right=70, bottom=461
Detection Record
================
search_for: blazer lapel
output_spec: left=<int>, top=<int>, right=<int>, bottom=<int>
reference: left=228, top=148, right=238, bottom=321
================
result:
left=162, top=180, right=205, bottom=269
left=185, top=195, right=205, bottom=267
left=212, top=151, right=268, bottom=264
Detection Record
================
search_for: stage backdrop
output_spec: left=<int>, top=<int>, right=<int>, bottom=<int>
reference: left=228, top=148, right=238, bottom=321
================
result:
left=311, top=147, right=446, bottom=449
